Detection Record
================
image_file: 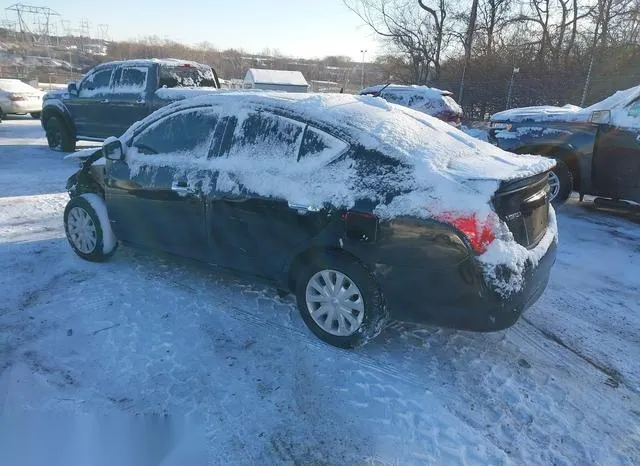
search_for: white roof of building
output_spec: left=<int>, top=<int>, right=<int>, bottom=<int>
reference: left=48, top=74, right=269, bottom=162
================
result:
left=245, top=69, right=308, bottom=86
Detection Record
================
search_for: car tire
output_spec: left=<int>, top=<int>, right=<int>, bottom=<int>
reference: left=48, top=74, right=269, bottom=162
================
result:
left=64, top=194, right=117, bottom=262
left=45, top=115, right=76, bottom=152
left=548, top=159, right=572, bottom=206
left=295, top=253, right=388, bottom=348
left=30, top=112, right=41, bottom=119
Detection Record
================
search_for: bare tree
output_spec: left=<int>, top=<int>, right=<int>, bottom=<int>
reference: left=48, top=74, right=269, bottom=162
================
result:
left=343, top=0, right=452, bottom=84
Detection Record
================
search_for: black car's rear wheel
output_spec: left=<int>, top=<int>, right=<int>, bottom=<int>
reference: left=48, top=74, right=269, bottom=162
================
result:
left=295, top=253, right=387, bottom=348
left=548, top=160, right=572, bottom=206
left=45, top=115, right=76, bottom=152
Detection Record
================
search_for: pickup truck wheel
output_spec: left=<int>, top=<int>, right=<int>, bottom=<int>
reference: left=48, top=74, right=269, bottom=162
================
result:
left=45, top=115, right=76, bottom=152
left=548, top=160, right=572, bottom=206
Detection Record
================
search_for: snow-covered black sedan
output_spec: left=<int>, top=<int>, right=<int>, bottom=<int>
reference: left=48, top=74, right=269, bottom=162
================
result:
left=64, top=92, right=558, bottom=348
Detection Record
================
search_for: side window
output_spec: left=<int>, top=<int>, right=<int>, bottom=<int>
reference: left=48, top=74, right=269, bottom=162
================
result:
left=132, top=108, right=219, bottom=156
left=298, top=126, right=348, bottom=163
left=626, top=98, right=640, bottom=118
left=223, top=111, right=305, bottom=161
left=114, top=66, right=148, bottom=93
left=78, top=68, right=113, bottom=97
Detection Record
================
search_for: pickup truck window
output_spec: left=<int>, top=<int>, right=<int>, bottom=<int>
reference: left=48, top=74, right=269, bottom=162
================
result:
left=132, top=108, right=220, bottom=156
left=78, top=68, right=113, bottom=97
left=627, top=98, right=640, bottom=118
left=113, top=66, right=148, bottom=93
left=159, top=65, right=217, bottom=88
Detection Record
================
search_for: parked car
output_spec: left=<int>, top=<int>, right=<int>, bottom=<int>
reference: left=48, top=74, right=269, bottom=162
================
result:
left=63, top=92, right=557, bottom=348
left=0, top=78, right=44, bottom=121
left=359, top=84, right=463, bottom=125
left=41, top=58, right=220, bottom=152
left=489, top=85, right=640, bottom=206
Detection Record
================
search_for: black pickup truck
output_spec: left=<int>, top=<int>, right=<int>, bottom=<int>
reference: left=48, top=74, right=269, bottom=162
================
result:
left=41, top=58, right=220, bottom=152
left=488, top=86, right=640, bottom=207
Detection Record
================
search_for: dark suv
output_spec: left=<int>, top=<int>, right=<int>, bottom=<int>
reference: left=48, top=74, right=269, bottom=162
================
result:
left=41, top=58, right=220, bottom=152
left=63, top=92, right=557, bottom=348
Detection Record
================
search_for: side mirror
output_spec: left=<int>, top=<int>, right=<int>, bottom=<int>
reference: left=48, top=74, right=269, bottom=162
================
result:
left=68, top=82, right=78, bottom=96
left=590, top=109, right=611, bottom=125
left=103, top=138, right=124, bottom=161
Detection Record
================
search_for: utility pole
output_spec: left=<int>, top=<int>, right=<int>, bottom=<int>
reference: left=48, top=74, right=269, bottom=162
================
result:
left=360, top=49, right=367, bottom=89
left=581, top=0, right=606, bottom=106
left=506, top=66, right=519, bottom=109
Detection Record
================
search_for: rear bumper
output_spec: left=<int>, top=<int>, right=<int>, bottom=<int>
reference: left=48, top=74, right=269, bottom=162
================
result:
left=3, top=101, right=42, bottom=114
left=378, top=239, right=557, bottom=331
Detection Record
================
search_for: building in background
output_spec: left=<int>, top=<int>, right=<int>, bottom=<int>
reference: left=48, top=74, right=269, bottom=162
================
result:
left=244, top=68, right=308, bottom=93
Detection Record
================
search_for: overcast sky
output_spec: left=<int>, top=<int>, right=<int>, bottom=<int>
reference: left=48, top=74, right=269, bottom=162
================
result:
left=19, top=0, right=380, bottom=61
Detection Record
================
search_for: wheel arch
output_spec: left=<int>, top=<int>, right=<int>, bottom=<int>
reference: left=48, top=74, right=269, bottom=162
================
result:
left=42, top=103, right=76, bottom=137
left=286, top=246, right=373, bottom=293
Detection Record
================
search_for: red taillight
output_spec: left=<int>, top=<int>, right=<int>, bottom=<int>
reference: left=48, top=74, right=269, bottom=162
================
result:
left=9, top=94, right=25, bottom=101
left=436, top=212, right=497, bottom=254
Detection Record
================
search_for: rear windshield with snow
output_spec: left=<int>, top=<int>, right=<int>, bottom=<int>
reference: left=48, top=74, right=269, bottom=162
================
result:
left=159, top=65, right=217, bottom=88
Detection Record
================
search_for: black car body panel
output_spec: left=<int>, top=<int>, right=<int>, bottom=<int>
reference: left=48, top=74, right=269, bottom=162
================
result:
left=65, top=95, right=557, bottom=332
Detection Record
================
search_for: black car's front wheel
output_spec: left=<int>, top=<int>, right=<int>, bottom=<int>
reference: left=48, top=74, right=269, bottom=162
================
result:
left=295, top=253, right=387, bottom=348
left=548, top=159, right=572, bottom=206
left=64, top=194, right=117, bottom=262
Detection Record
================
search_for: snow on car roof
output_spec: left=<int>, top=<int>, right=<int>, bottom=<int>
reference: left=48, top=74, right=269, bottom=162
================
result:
left=94, top=58, right=210, bottom=70
left=125, top=91, right=550, bottom=181
left=360, top=84, right=453, bottom=97
left=123, top=91, right=552, bottom=216
left=245, top=69, right=308, bottom=86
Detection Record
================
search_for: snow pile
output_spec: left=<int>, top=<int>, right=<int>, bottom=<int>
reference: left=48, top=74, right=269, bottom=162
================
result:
left=360, top=84, right=462, bottom=118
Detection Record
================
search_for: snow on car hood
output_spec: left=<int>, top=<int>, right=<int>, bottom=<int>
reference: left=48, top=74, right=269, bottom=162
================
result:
left=121, top=92, right=553, bottom=223
left=491, top=104, right=584, bottom=122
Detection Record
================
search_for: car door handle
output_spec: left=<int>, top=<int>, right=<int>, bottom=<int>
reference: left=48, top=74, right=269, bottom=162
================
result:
left=171, top=181, right=195, bottom=196
left=100, top=99, right=110, bottom=104
left=288, top=202, right=320, bottom=215
left=136, top=99, right=145, bottom=104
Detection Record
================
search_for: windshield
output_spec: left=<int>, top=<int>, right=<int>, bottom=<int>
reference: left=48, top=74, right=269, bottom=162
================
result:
left=158, top=65, right=217, bottom=88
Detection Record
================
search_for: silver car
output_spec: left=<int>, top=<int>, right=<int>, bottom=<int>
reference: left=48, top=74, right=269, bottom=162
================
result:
left=0, top=79, right=44, bottom=121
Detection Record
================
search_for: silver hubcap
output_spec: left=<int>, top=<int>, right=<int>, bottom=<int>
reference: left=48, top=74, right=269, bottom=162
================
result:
left=305, top=269, right=365, bottom=337
left=548, top=171, right=560, bottom=201
left=67, top=206, right=97, bottom=254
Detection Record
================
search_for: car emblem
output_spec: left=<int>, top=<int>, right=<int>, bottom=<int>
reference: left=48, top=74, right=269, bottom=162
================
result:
left=505, top=212, right=522, bottom=220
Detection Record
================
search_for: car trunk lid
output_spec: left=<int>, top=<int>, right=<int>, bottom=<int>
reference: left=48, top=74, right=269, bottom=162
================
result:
left=492, top=171, right=550, bottom=249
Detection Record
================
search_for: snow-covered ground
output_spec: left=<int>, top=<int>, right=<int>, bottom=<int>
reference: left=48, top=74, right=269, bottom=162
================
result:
left=1, top=117, right=639, bottom=465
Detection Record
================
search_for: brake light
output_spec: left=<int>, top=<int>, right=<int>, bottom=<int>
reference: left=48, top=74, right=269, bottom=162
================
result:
left=436, top=212, right=497, bottom=254
left=9, top=94, right=25, bottom=101
left=180, top=63, right=195, bottom=68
